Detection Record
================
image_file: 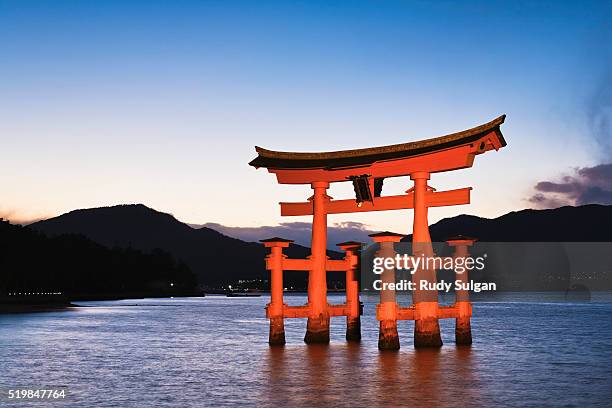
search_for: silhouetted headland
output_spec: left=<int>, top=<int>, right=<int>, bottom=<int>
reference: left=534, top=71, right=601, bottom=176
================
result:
left=1, top=218, right=199, bottom=311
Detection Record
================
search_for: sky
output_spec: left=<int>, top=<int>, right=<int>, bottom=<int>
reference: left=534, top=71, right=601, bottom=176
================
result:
left=1, top=0, right=611, bottom=237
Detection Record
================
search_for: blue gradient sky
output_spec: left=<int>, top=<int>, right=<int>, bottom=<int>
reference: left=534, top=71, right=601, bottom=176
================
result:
left=1, top=1, right=611, bottom=233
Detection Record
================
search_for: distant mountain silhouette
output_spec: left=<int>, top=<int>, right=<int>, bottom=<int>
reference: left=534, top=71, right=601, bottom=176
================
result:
left=28, top=204, right=612, bottom=291
left=1, top=219, right=197, bottom=301
left=397, top=204, right=612, bottom=291
left=401, top=204, right=612, bottom=242
left=30, top=204, right=341, bottom=287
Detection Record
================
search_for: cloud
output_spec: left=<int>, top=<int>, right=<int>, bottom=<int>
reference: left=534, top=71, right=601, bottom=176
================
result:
left=196, top=221, right=377, bottom=249
left=527, top=163, right=612, bottom=208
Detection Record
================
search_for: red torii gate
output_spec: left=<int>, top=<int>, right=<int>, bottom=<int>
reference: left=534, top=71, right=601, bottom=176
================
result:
left=249, top=115, right=507, bottom=347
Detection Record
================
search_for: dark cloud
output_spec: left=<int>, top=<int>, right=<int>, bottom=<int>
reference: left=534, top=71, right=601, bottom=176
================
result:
left=527, top=193, right=572, bottom=209
left=534, top=181, right=580, bottom=194
left=528, top=163, right=612, bottom=208
left=577, top=163, right=612, bottom=181
left=197, top=221, right=377, bottom=249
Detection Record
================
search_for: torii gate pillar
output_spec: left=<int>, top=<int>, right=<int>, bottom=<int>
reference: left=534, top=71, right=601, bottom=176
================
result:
left=447, top=236, right=477, bottom=345
left=304, top=181, right=331, bottom=344
left=337, top=241, right=363, bottom=342
left=261, top=238, right=292, bottom=346
left=411, top=171, right=443, bottom=347
left=371, top=232, right=404, bottom=350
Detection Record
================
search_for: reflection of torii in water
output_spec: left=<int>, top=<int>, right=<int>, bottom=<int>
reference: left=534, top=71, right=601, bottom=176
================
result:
left=249, top=115, right=507, bottom=348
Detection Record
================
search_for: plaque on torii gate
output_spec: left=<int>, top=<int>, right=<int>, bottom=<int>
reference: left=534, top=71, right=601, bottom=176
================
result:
left=250, top=115, right=507, bottom=347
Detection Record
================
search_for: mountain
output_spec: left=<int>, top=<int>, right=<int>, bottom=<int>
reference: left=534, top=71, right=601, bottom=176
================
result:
left=28, top=204, right=612, bottom=291
left=396, top=204, right=612, bottom=291
left=29, top=204, right=340, bottom=287
left=401, top=204, right=612, bottom=242
left=0, top=220, right=197, bottom=300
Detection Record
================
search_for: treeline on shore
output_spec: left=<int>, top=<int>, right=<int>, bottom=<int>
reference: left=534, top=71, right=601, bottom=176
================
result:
left=0, top=220, right=199, bottom=301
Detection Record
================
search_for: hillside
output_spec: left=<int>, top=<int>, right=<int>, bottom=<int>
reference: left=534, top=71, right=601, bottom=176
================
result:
left=29, top=204, right=340, bottom=287
left=402, top=204, right=612, bottom=242
left=0, top=220, right=197, bottom=299
left=28, top=204, right=612, bottom=291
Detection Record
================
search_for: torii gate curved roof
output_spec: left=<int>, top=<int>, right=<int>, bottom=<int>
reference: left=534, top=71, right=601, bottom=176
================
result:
left=249, top=115, right=506, bottom=171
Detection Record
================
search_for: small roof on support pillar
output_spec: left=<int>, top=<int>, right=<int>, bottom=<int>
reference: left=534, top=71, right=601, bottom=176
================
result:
left=336, top=240, right=363, bottom=247
left=446, top=235, right=478, bottom=246
left=336, top=241, right=363, bottom=251
left=259, top=237, right=294, bottom=243
left=260, top=237, right=294, bottom=248
left=369, top=231, right=406, bottom=243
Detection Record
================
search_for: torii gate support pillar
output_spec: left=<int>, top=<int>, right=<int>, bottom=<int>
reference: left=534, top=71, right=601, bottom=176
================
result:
left=304, top=181, right=331, bottom=344
left=411, top=171, right=443, bottom=348
left=371, top=232, right=404, bottom=351
left=447, top=237, right=477, bottom=345
left=262, top=238, right=292, bottom=346
left=337, top=241, right=363, bottom=342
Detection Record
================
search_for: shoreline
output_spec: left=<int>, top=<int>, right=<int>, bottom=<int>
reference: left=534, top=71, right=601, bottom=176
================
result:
left=0, top=291, right=203, bottom=314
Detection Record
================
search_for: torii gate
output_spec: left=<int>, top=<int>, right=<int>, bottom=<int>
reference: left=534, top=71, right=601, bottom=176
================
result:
left=249, top=115, right=506, bottom=347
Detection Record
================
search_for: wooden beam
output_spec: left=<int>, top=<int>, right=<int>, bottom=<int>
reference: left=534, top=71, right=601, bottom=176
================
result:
left=281, top=258, right=312, bottom=271
left=266, top=257, right=351, bottom=271
left=281, top=304, right=350, bottom=318
left=389, top=305, right=465, bottom=321
left=280, top=187, right=471, bottom=216
left=328, top=304, right=349, bottom=317
left=326, top=259, right=350, bottom=271
left=282, top=305, right=310, bottom=318
left=397, top=306, right=415, bottom=321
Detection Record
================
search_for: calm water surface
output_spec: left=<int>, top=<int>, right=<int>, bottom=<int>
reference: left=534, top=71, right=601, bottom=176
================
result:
left=1, top=293, right=611, bottom=407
